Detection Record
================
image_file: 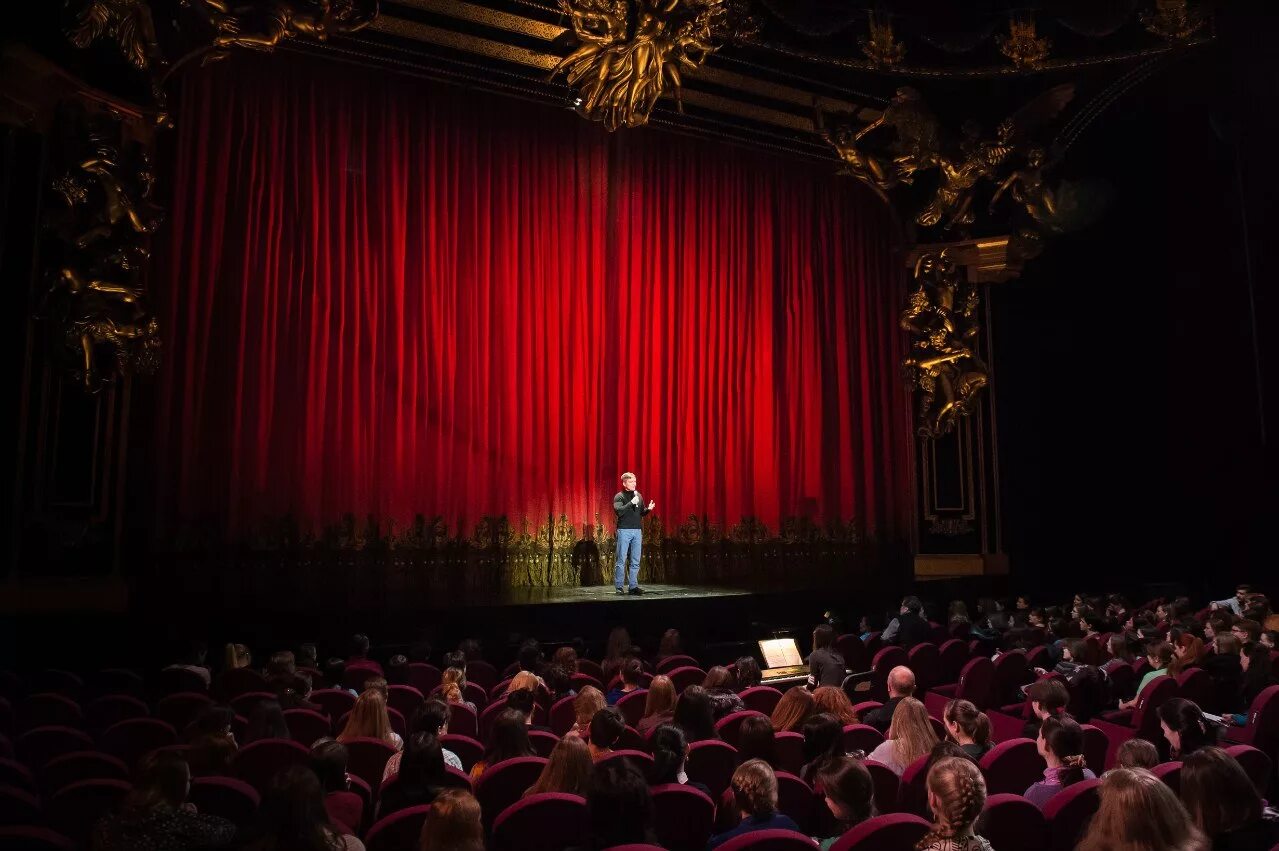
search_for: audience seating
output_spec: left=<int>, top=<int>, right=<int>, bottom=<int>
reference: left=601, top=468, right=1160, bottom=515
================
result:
left=868, top=647, right=908, bottom=702
left=863, top=759, right=899, bottom=816
left=18, top=695, right=82, bottom=732
left=773, top=731, right=804, bottom=775
left=0, top=758, right=35, bottom=793
left=365, top=803, right=431, bottom=851
left=17, top=727, right=94, bottom=770
left=1042, top=777, right=1101, bottom=851
left=216, top=668, right=269, bottom=700
left=937, top=639, right=969, bottom=686
left=716, top=828, right=821, bottom=850
left=386, top=684, right=425, bottom=720
left=38, top=751, right=128, bottom=796
left=475, top=756, right=548, bottom=831
left=773, top=771, right=816, bottom=833
left=156, top=691, right=213, bottom=731
left=491, top=792, right=589, bottom=851
left=0, top=825, right=76, bottom=851
left=529, top=729, right=559, bottom=758
left=651, top=783, right=715, bottom=851
left=615, top=689, right=648, bottom=728
left=0, top=785, right=42, bottom=826
left=1224, top=744, right=1271, bottom=796
left=84, top=695, right=148, bottom=737
left=47, top=778, right=130, bottom=846
left=343, top=737, right=397, bottom=793
left=549, top=696, right=576, bottom=736
left=440, top=734, right=482, bottom=771
left=976, top=793, right=1048, bottom=851
left=925, top=657, right=995, bottom=717
left=896, top=754, right=931, bottom=817
left=447, top=702, right=479, bottom=740
left=979, top=738, right=1045, bottom=796
left=406, top=664, right=442, bottom=697
left=740, top=686, right=784, bottom=716
left=229, top=691, right=276, bottom=717
left=715, top=710, right=767, bottom=748
left=1152, top=760, right=1181, bottom=793
left=686, top=739, right=737, bottom=798
left=308, top=688, right=356, bottom=722
left=284, top=708, right=331, bottom=746
left=1079, top=724, right=1108, bottom=773
left=991, top=652, right=1030, bottom=707
left=235, top=737, right=311, bottom=793
left=1223, top=685, right=1279, bottom=762
left=907, top=643, right=940, bottom=694
left=189, top=776, right=259, bottom=828
left=1091, top=676, right=1178, bottom=767
left=655, top=655, right=700, bottom=674
left=665, top=666, right=707, bottom=695
left=829, top=813, right=930, bottom=851
left=841, top=724, right=884, bottom=755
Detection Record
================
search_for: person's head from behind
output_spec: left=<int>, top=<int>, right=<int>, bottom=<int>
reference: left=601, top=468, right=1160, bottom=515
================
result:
left=732, top=759, right=779, bottom=818
left=126, top=750, right=191, bottom=815
left=386, top=654, right=409, bottom=685
left=518, top=639, right=543, bottom=674
left=1108, top=634, right=1132, bottom=662
left=888, top=697, right=939, bottom=766
left=457, top=639, right=483, bottom=663
left=1062, top=640, right=1088, bottom=665
left=1157, top=698, right=1212, bottom=759
left=341, top=689, right=391, bottom=741
left=1036, top=715, right=1087, bottom=783
left=813, top=623, right=836, bottom=652
left=644, top=675, right=676, bottom=718
left=412, top=700, right=451, bottom=738
left=650, top=724, right=689, bottom=783
left=309, top=738, right=349, bottom=793
left=586, top=761, right=652, bottom=847
left=1241, top=640, right=1273, bottom=685
left=674, top=685, right=718, bottom=739
left=543, top=663, right=571, bottom=697
left=943, top=699, right=991, bottom=748
left=362, top=676, right=388, bottom=699
left=887, top=665, right=916, bottom=699
left=191, top=704, right=236, bottom=740
left=268, top=651, right=297, bottom=679
left=442, top=665, right=467, bottom=690
left=800, top=712, right=843, bottom=766
left=1147, top=640, right=1175, bottom=670
left=245, top=699, right=288, bottom=743
left=529, top=734, right=593, bottom=796
left=813, top=686, right=858, bottom=724
left=606, top=627, right=632, bottom=660
left=573, top=686, right=606, bottom=730
left=507, top=671, right=539, bottom=695
left=225, top=643, right=251, bottom=669
left=621, top=658, right=644, bottom=688
left=770, top=685, right=816, bottom=733
left=901, top=596, right=923, bottom=616
left=589, top=706, right=625, bottom=752
left=350, top=633, right=371, bottom=659
left=505, top=688, right=537, bottom=724
left=487, top=709, right=533, bottom=762
left=1026, top=678, right=1069, bottom=721
left=923, top=757, right=986, bottom=842
left=1078, top=768, right=1206, bottom=851
left=658, top=628, right=682, bottom=657
left=1115, top=737, right=1159, bottom=769
left=254, top=765, right=331, bottom=843
left=419, top=788, right=483, bottom=851
left=737, top=714, right=777, bottom=766
left=1180, top=746, right=1264, bottom=838
left=735, top=656, right=762, bottom=690
left=399, top=732, right=445, bottom=785
left=816, top=756, right=874, bottom=827
left=702, top=665, right=733, bottom=691
left=551, top=645, right=578, bottom=670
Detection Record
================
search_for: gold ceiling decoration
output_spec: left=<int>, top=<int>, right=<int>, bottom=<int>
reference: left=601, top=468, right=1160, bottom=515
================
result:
left=997, top=11, right=1051, bottom=70
left=859, top=11, right=905, bottom=68
left=900, top=251, right=987, bottom=439
left=552, top=0, right=757, bottom=131
left=1140, top=0, right=1208, bottom=42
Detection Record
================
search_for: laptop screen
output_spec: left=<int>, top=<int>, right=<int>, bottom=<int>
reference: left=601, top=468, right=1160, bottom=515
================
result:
left=758, top=637, right=803, bottom=669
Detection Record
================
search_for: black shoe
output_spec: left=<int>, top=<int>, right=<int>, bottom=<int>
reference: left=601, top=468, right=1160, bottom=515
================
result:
left=615, top=588, right=626, bottom=595
left=628, top=586, right=644, bottom=595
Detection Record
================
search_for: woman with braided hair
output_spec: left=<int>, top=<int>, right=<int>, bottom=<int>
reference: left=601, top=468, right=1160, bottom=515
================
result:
left=916, top=756, right=993, bottom=851
left=1024, top=714, right=1095, bottom=810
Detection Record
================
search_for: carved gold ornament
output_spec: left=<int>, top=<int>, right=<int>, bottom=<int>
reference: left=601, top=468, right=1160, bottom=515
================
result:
left=1140, top=0, right=1207, bottom=41
left=997, top=11, right=1050, bottom=70
left=859, top=11, right=905, bottom=68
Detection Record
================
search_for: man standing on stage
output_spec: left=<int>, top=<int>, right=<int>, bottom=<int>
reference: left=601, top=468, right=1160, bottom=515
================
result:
left=613, top=472, right=654, bottom=595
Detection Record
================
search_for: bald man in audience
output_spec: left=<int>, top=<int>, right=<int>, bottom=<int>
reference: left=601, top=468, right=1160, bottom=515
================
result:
left=862, top=666, right=915, bottom=734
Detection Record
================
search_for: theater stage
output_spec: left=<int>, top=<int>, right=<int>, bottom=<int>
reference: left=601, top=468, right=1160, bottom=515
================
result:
left=494, top=582, right=754, bottom=606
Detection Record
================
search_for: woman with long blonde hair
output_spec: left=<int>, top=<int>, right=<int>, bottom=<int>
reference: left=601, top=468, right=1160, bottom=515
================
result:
left=337, top=689, right=403, bottom=751
left=916, top=756, right=992, bottom=851
left=637, top=674, right=676, bottom=736
left=505, top=670, right=541, bottom=695
left=813, top=687, right=859, bottom=725
left=418, top=788, right=483, bottom=851
left=867, top=697, right=938, bottom=776
left=525, top=735, right=593, bottom=797
left=770, top=686, right=816, bottom=733
left=569, top=685, right=605, bottom=739
left=224, top=643, right=251, bottom=670
left=1077, top=768, right=1209, bottom=851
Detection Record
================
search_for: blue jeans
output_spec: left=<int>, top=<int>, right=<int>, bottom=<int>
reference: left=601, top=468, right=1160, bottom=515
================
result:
left=614, top=528, right=642, bottom=589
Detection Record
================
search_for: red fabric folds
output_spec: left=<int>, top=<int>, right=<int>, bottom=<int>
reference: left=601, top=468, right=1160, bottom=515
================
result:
left=153, top=56, right=911, bottom=542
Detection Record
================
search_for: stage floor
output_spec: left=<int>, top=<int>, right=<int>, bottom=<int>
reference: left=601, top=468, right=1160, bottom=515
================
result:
left=494, top=583, right=754, bottom=606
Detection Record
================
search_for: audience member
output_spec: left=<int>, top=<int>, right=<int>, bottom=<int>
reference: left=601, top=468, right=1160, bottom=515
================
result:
left=812, top=686, right=859, bottom=725
left=243, top=765, right=364, bottom=851
left=703, top=666, right=746, bottom=718
left=525, top=735, right=592, bottom=797
left=346, top=634, right=382, bottom=677
left=378, top=733, right=450, bottom=817
left=708, top=760, right=801, bottom=849
left=337, top=689, right=402, bottom=751
left=1077, top=768, right=1208, bottom=851
left=799, top=713, right=845, bottom=784
left=1169, top=634, right=1206, bottom=676
left=311, top=738, right=362, bottom=836
left=441, top=666, right=477, bottom=713
left=808, top=624, right=847, bottom=687
left=637, top=674, right=676, bottom=735
left=581, top=761, right=655, bottom=850
left=881, top=596, right=933, bottom=648
left=164, top=640, right=212, bottom=687
left=943, top=699, right=993, bottom=760
left=1118, top=640, right=1174, bottom=711
left=1024, top=715, right=1094, bottom=810
left=606, top=658, right=644, bottom=706
left=1115, top=737, right=1160, bottom=769
left=224, top=643, right=252, bottom=670
left=813, top=757, right=875, bottom=850
left=917, top=756, right=993, bottom=851
left=1180, top=746, right=1279, bottom=851
left=601, top=627, right=634, bottom=685
left=543, top=664, right=574, bottom=703
left=588, top=706, right=626, bottom=760
left=517, top=639, right=544, bottom=675
left=470, top=709, right=534, bottom=780
left=650, top=724, right=712, bottom=797
left=1235, top=641, right=1276, bottom=719
left=735, top=656, right=763, bottom=690
left=737, top=714, right=779, bottom=768
left=1212, top=585, right=1253, bottom=617
left=1158, top=698, right=1215, bottom=759
left=770, top=685, right=817, bottom=733
left=93, top=751, right=235, bottom=851
left=418, top=789, right=483, bottom=851
left=243, top=698, right=289, bottom=744
left=185, top=705, right=238, bottom=777
left=504, top=670, right=541, bottom=696
left=863, top=666, right=916, bottom=733
left=570, top=686, right=605, bottom=739
left=867, top=697, right=938, bottom=776
left=673, top=684, right=719, bottom=742
left=385, top=701, right=463, bottom=781
left=656, top=628, right=682, bottom=662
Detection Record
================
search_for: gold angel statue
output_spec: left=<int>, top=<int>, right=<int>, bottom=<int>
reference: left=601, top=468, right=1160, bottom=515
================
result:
left=183, top=0, right=378, bottom=59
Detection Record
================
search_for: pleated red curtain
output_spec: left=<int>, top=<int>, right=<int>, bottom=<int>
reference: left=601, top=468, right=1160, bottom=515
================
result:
left=153, top=55, right=911, bottom=542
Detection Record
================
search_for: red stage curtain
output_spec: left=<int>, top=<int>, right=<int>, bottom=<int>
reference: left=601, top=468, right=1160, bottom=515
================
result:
left=153, top=56, right=911, bottom=542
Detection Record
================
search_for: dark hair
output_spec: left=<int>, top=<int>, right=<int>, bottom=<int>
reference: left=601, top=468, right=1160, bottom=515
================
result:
left=443, top=650, right=466, bottom=672
left=408, top=640, right=432, bottom=664
left=589, top=707, right=625, bottom=749
left=1039, top=715, right=1087, bottom=787
left=1180, top=746, right=1263, bottom=836
left=413, top=699, right=451, bottom=736
left=308, top=738, right=348, bottom=793
left=1026, top=679, right=1070, bottom=716
left=267, top=651, right=297, bottom=679
left=191, top=704, right=236, bottom=738
left=815, top=756, right=875, bottom=827
left=1066, top=640, right=1089, bottom=663
left=398, top=732, right=446, bottom=788
left=585, top=761, right=653, bottom=849
left=1147, top=640, right=1175, bottom=667
left=124, top=750, right=190, bottom=816
left=544, top=663, right=572, bottom=696
left=246, top=765, right=336, bottom=851
left=457, top=639, right=483, bottom=663
left=735, top=657, right=762, bottom=690
left=943, top=699, right=991, bottom=747
left=902, top=596, right=923, bottom=615
left=737, top=715, right=777, bottom=767
left=672, top=685, right=718, bottom=742
left=484, top=709, right=535, bottom=764
left=657, top=629, right=682, bottom=659
left=1241, top=642, right=1274, bottom=704
left=244, top=699, right=289, bottom=744
left=518, top=639, right=543, bottom=674
left=386, top=655, right=409, bottom=685
left=505, top=688, right=537, bottom=718
left=650, top=724, right=688, bottom=784
left=620, top=658, right=644, bottom=686
left=799, top=712, right=845, bottom=784
left=1107, top=634, right=1133, bottom=662
left=703, top=666, right=734, bottom=691
left=1157, top=698, right=1213, bottom=759
left=814, top=624, right=836, bottom=649
left=350, top=634, right=371, bottom=658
